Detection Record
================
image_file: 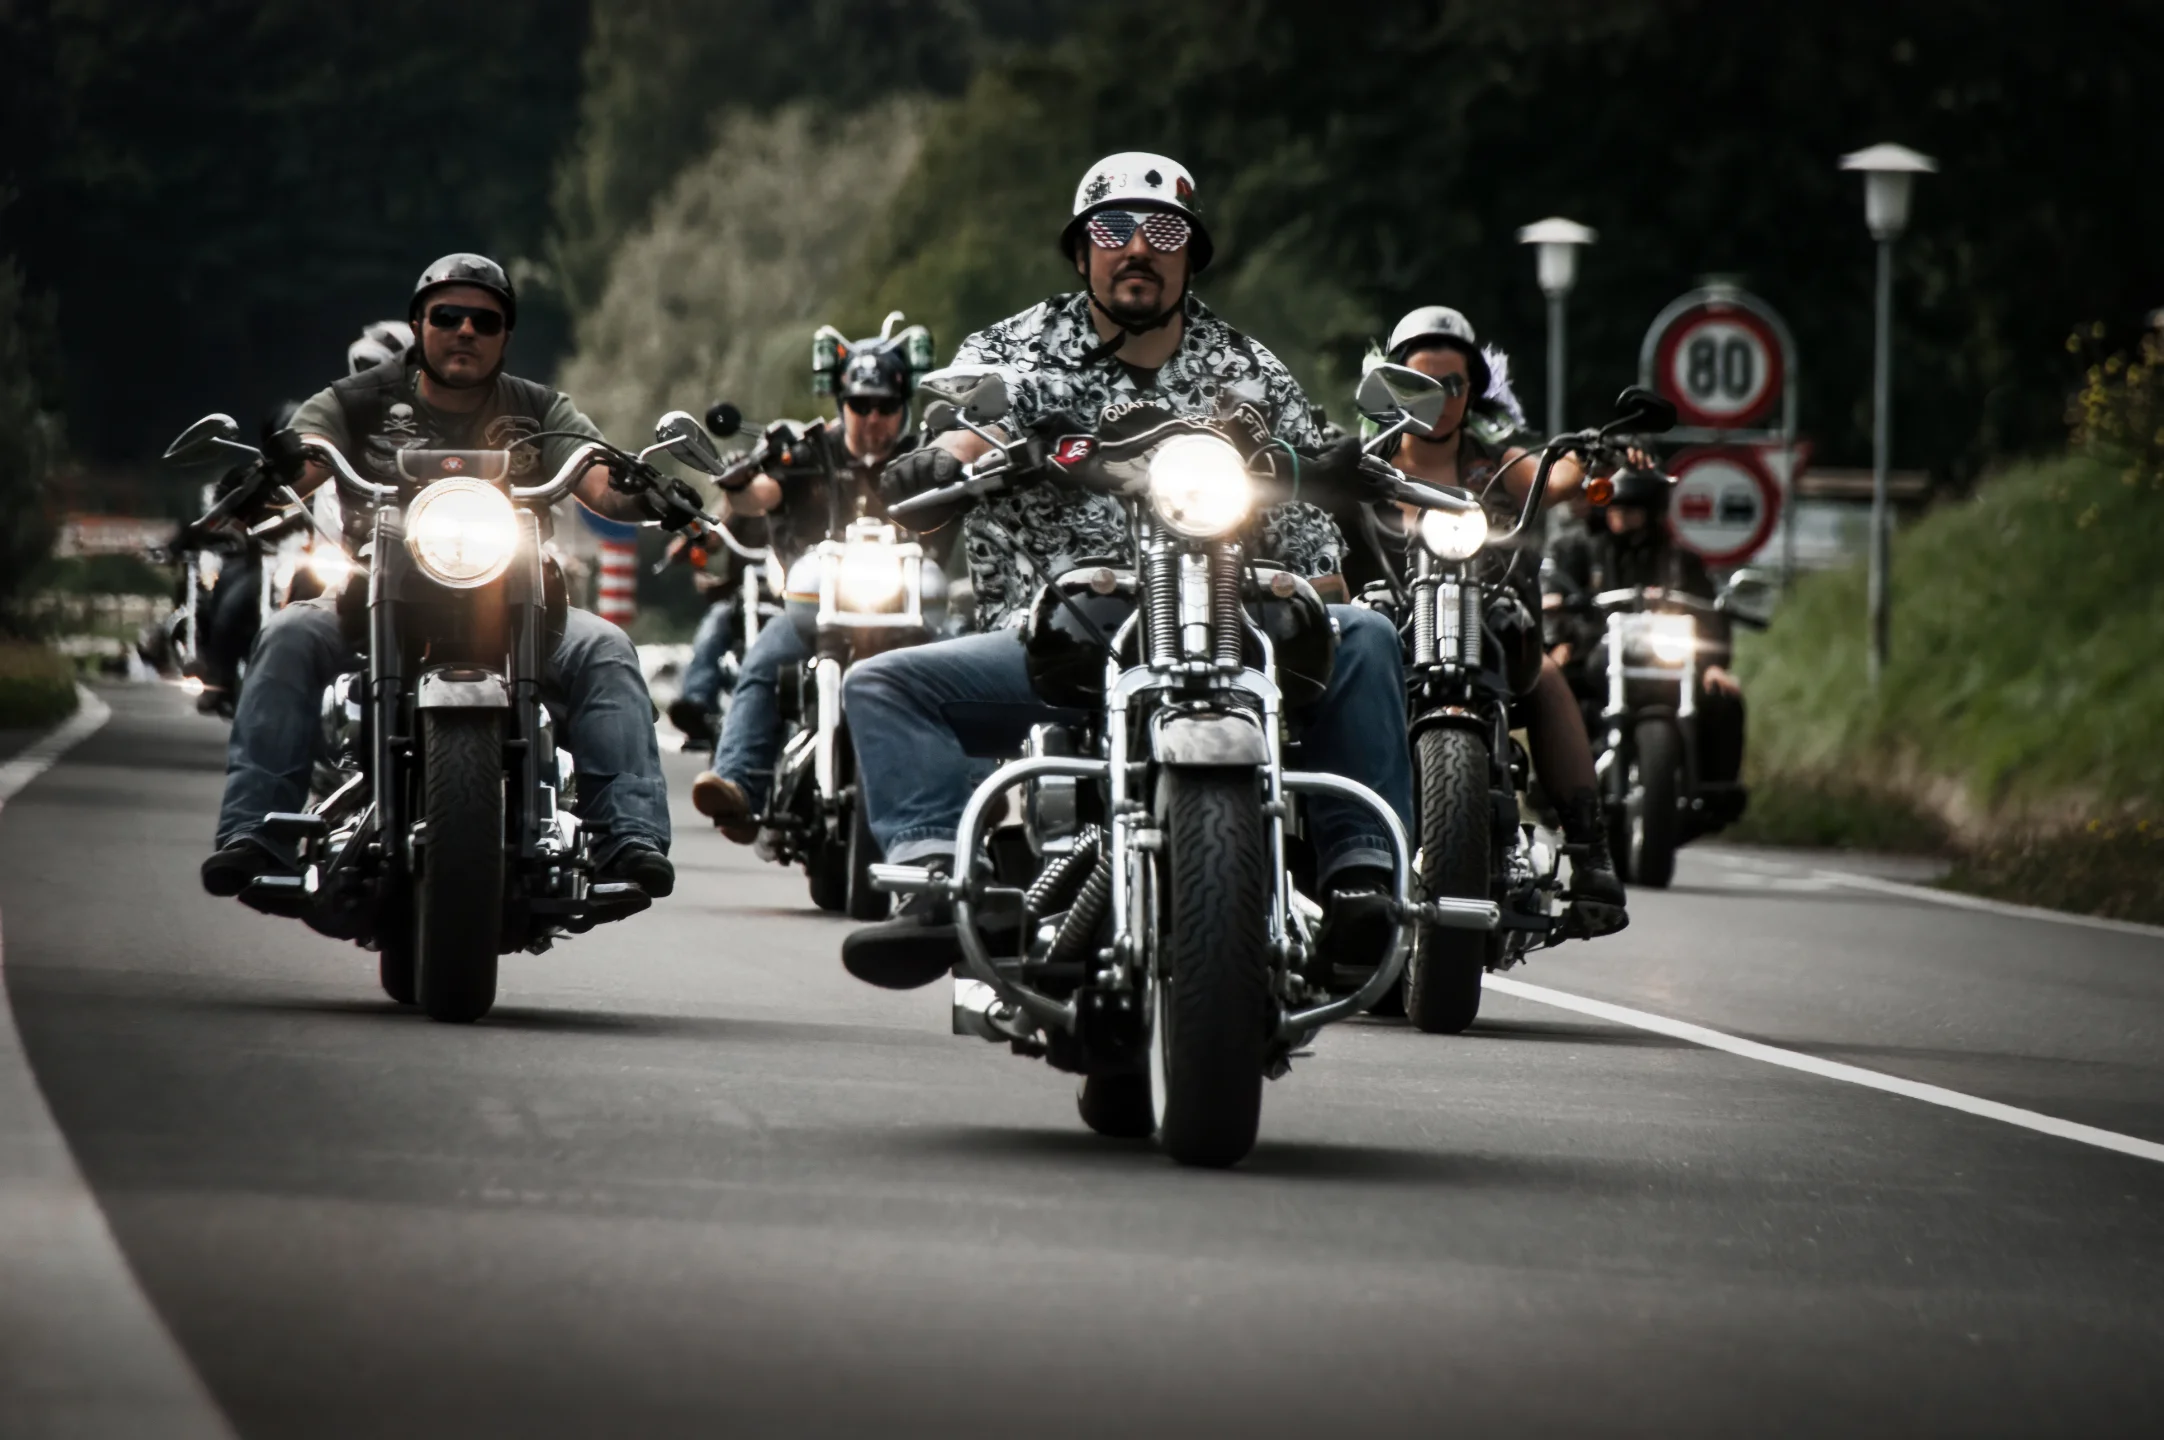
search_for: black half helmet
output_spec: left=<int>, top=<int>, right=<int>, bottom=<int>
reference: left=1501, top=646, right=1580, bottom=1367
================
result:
left=409, top=253, right=518, bottom=330
left=838, top=342, right=910, bottom=401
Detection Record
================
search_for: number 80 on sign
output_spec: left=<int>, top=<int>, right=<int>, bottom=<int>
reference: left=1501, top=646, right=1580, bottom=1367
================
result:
left=1652, top=304, right=1783, bottom=430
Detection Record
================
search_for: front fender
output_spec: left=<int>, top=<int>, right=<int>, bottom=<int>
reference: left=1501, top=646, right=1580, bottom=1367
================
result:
left=415, top=667, right=509, bottom=709
left=1152, top=713, right=1269, bottom=767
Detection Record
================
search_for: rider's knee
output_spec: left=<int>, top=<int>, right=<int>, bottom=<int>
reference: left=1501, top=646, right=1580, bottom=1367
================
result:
left=1333, top=603, right=1396, bottom=665
left=841, top=647, right=900, bottom=714
left=561, top=608, right=639, bottom=670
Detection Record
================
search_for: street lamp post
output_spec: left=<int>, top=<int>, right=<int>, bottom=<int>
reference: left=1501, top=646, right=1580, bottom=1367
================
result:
left=1517, top=218, right=1597, bottom=438
left=1839, top=143, right=1936, bottom=689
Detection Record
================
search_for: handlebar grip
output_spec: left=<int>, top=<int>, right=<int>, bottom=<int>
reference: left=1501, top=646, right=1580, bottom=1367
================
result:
left=1391, top=478, right=1479, bottom=514
left=712, top=450, right=766, bottom=492
left=887, top=477, right=977, bottom=524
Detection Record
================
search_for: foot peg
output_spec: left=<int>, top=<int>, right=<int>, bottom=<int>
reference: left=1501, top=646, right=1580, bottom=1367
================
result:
left=869, top=863, right=949, bottom=897
left=1401, top=896, right=1501, bottom=931
left=238, top=872, right=315, bottom=918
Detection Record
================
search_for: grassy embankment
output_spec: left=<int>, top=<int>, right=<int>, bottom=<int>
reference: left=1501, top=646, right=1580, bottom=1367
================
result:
left=1730, top=450, right=2164, bottom=923
left=0, top=641, right=80, bottom=730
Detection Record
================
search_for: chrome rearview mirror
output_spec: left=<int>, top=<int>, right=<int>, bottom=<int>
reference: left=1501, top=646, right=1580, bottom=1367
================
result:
left=1356, top=363, right=1451, bottom=433
left=1716, top=565, right=1778, bottom=627
left=916, top=365, right=1009, bottom=427
left=162, top=413, right=259, bottom=468
left=655, top=410, right=727, bottom=476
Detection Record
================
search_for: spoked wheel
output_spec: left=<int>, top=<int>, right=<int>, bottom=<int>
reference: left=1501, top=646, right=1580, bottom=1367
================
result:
left=414, top=709, right=505, bottom=1023
left=1405, top=727, right=1494, bottom=1035
left=1628, top=720, right=1681, bottom=889
left=1148, top=768, right=1271, bottom=1169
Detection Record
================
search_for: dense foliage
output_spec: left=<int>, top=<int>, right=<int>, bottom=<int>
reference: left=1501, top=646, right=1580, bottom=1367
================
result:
left=845, top=0, right=2164, bottom=479
left=2, top=0, right=590, bottom=464
left=559, top=101, right=927, bottom=445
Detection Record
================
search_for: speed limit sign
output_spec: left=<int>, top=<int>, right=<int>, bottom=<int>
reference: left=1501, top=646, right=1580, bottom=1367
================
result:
left=1649, top=301, right=1785, bottom=430
left=1666, top=447, right=1782, bottom=566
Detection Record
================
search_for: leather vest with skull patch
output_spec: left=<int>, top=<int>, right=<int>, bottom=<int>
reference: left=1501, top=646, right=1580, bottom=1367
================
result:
left=329, top=362, right=556, bottom=487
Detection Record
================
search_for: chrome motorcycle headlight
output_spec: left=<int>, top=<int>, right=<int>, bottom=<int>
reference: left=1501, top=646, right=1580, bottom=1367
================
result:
left=404, top=478, right=518, bottom=588
left=1635, top=614, right=1698, bottom=666
left=1418, top=505, right=1488, bottom=560
left=837, top=542, right=907, bottom=613
left=1147, top=434, right=1252, bottom=540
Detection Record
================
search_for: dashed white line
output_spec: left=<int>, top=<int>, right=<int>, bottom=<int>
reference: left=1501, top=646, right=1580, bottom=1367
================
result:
left=1485, top=973, right=2164, bottom=1166
left=0, top=686, right=237, bottom=1438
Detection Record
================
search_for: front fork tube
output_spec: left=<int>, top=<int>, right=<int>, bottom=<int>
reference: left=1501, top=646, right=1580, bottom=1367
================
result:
left=813, top=656, right=843, bottom=803
left=507, top=513, right=549, bottom=859
left=367, top=508, right=406, bottom=864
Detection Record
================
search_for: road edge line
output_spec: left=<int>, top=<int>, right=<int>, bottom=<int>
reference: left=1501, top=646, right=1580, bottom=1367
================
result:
left=0, top=686, right=238, bottom=1438
left=1816, top=868, right=2164, bottom=942
left=1484, top=973, right=2164, bottom=1166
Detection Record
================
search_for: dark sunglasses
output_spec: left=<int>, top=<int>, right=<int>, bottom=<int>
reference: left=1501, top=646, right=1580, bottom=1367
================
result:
left=1085, top=209, right=1193, bottom=253
left=427, top=303, right=505, bottom=337
left=843, top=395, right=903, bottom=416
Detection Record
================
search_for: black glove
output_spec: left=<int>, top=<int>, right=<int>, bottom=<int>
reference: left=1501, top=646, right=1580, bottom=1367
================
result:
left=878, top=445, right=962, bottom=508
left=1354, top=452, right=1405, bottom=497
left=636, top=473, right=707, bottom=532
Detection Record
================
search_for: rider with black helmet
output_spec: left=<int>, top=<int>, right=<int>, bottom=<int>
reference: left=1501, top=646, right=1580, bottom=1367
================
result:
left=1545, top=463, right=1747, bottom=790
left=200, top=253, right=679, bottom=901
left=688, top=321, right=924, bottom=842
left=1369, top=305, right=1627, bottom=930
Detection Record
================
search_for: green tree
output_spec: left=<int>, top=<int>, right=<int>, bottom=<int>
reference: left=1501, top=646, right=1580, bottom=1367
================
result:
left=559, top=99, right=927, bottom=442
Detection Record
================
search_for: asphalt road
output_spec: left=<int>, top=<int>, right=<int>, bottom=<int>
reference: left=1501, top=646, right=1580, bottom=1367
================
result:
left=3, top=682, right=2162, bottom=1437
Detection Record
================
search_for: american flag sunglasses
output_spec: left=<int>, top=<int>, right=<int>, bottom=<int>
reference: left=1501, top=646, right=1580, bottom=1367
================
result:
left=1085, top=209, right=1193, bottom=253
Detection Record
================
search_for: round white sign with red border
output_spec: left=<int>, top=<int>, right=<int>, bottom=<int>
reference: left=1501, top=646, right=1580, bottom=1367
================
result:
left=1653, top=302, right=1784, bottom=429
left=1665, top=446, right=1782, bottom=566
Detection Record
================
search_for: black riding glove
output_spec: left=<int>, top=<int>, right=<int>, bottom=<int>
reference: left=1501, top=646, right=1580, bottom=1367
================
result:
left=878, top=445, right=962, bottom=508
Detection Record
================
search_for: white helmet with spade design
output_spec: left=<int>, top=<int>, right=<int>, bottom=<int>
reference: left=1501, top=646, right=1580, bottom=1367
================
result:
left=1059, top=152, right=1215, bottom=273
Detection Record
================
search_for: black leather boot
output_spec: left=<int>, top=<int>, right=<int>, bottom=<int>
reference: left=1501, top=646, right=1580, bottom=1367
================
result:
left=1557, top=790, right=1628, bottom=938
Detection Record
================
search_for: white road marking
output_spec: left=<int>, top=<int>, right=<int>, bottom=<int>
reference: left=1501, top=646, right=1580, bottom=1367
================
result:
left=1817, top=868, right=2164, bottom=942
left=0, top=687, right=237, bottom=1438
left=1485, top=973, right=2164, bottom=1166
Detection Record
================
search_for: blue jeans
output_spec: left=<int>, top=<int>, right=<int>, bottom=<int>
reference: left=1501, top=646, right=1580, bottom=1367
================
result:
left=709, top=617, right=811, bottom=808
left=216, top=600, right=670, bottom=862
left=681, top=598, right=738, bottom=712
left=842, top=605, right=1414, bottom=882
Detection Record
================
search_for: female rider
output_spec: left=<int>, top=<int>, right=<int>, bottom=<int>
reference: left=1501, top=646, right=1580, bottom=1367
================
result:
left=1368, top=306, right=1626, bottom=933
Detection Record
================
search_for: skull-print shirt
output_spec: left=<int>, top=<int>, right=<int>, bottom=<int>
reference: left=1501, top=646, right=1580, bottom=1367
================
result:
left=947, top=291, right=1346, bottom=629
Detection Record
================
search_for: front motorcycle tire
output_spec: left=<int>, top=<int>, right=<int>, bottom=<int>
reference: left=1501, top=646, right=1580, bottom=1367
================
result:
left=414, top=709, right=505, bottom=1023
left=842, top=795, right=888, bottom=921
left=1629, top=719, right=1682, bottom=890
left=1405, top=727, right=1493, bottom=1035
left=1150, top=767, right=1271, bottom=1169
left=806, top=834, right=848, bottom=913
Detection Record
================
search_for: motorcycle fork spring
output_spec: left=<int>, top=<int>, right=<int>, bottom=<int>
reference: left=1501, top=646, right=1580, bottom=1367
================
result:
left=1209, top=543, right=1243, bottom=668
left=1144, top=545, right=1179, bottom=666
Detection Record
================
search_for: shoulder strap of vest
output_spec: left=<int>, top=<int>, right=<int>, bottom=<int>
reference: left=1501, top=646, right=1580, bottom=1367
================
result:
left=328, top=362, right=411, bottom=445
